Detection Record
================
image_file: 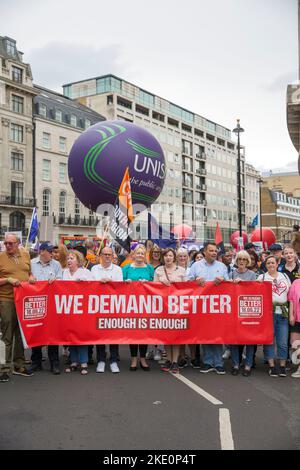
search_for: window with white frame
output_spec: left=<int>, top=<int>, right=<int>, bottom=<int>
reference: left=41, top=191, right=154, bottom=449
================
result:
left=39, top=103, right=47, bottom=117
left=70, top=114, right=77, bottom=127
left=10, top=123, right=23, bottom=142
left=59, top=192, right=66, bottom=217
left=59, top=136, right=66, bottom=152
left=59, top=163, right=66, bottom=183
left=42, top=159, right=51, bottom=181
left=11, top=94, right=24, bottom=114
left=42, top=189, right=51, bottom=216
left=42, top=132, right=51, bottom=149
left=11, top=152, right=24, bottom=171
left=55, top=109, right=62, bottom=122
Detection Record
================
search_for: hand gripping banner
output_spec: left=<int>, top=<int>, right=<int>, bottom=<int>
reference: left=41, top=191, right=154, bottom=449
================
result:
left=14, top=281, right=273, bottom=347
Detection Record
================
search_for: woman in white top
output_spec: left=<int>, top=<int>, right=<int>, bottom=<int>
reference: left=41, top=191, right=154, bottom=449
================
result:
left=257, top=255, right=291, bottom=378
left=63, top=250, right=93, bottom=375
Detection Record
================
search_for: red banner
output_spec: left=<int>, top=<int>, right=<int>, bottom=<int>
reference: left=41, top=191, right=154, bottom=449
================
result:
left=14, top=281, right=273, bottom=347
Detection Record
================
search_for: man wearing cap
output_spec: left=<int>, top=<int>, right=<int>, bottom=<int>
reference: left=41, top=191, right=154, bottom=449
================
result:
left=261, top=243, right=285, bottom=273
left=29, top=242, right=62, bottom=374
left=0, top=233, right=35, bottom=383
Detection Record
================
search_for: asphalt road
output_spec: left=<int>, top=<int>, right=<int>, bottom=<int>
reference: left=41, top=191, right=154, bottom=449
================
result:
left=0, top=346, right=300, bottom=450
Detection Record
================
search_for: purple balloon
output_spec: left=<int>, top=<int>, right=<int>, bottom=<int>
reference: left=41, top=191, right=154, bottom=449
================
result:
left=68, top=120, right=166, bottom=211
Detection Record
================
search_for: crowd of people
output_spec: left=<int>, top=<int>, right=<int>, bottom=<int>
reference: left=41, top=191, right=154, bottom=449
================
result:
left=1, top=231, right=300, bottom=383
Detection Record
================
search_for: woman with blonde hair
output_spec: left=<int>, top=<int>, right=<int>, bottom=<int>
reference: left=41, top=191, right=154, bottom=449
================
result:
left=149, top=244, right=163, bottom=270
left=52, top=244, right=68, bottom=269
left=122, top=244, right=154, bottom=371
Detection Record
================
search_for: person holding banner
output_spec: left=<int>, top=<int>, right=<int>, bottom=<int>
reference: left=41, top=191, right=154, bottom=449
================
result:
left=188, top=242, right=229, bottom=375
left=29, top=242, right=63, bottom=375
left=91, top=246, right=123, bottom=374
left=63, top=250, right=93, bottom=375
left=258, top=255, right=291, bottom=377
left=149, top=245, right=163, bottom=271
left=154, top=248, right=187, bottom=374
left=230, top=250, right=257, bottom=377
left=0, top=233, right=35, bottom=383
left=287, top=278, right=300, bottom=377
left=122, top=244, right=154, bottom=371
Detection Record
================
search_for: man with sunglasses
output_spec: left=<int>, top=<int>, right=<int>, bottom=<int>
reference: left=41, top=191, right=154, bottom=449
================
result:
left=0, top=233, right=35, bottom=382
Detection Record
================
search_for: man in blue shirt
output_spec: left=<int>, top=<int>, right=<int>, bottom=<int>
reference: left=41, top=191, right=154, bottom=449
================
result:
left=29, top=242, right=62, bottom=374
left=189, top=242, right=229, bottom=374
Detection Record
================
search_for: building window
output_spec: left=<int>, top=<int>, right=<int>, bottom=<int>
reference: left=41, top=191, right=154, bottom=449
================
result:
left=117, top=96, right=132, bottom=109
left=11, top=94, right=24, bottom=114
left=74, top=197, right=80, bottom=222
left=85, top=119, right=91, bottom=129
left=107, top=95, right=113, bottom=105
left=11, top=181, right=23, bottom=205
left=6, top=39, right=16, bottom=56
left=42, top=160, right=51, bottom=181
left=39, top=103, right=47, bottom=117
left=11, top=152, right=24, bottom=171
left=70, top=114, right=77, bottom=127
left=9, top=211, right=25, bottom=231
left=59, top=136, right=67, bottom=152
left=59, top=192, right=66, bottom=218
left=10, top=123, right=23, bottom=143
left=12, top=66, right=22, bottom=83
left=55, top=109, right=62, bottom=122
left=59, top=163, right=66, bottom=183
left=42, top=189, right=51, bottom=216
left=42, top=132, right=51, bottom=149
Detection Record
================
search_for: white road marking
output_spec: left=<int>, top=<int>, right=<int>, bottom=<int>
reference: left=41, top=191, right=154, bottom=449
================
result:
left=172, top=373, right=223, bottom=406
left=219, top=408, right=234, bottom=450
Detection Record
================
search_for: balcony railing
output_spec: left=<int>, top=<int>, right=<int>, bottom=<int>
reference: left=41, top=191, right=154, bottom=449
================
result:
left=53, top=215, right=100, bottom=227
left=0, top=195, right=35, bottom=207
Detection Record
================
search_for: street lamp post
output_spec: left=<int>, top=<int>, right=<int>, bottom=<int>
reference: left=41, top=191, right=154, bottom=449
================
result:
left=232, top=119, right=245, bottom=237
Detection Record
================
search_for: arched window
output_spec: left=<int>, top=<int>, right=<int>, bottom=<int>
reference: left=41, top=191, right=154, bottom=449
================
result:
left=9, top=211, right=25, bottom=231
left=42, top=189, right=51, bottom=216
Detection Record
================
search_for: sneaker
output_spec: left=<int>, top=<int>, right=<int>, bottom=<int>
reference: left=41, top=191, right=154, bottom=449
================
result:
left=291, top=366, right=300, bottom=378
left=153, top=352, right=162, bottom=361
left=231, top=367, right=239, bottom=376
left=190, top=358, right=201, bottom=369
left=215, top=366, right=226, bottom=375
left=160, top=360, right=172, bottom=372
left=171, top=362, right=180, bottom=374
left=279, top=366, right=287, bottom=377
left=242, top=369, right=251, bottom=377
left=0, top=372, right=10, bottom=383
left=146, top=351, right=154, bottom=360
left=96, top=361, right=105, bottom=373
left=269, top=367, right=278, bottom=377
left=222, top=349, right=231, bottom=360
left=110, top=362, right=120, bottom=374
left=13, top=367, right=33, bottom=377
left=200, top=364, right=215, bottom=373
left=178, top=358, right=188, bottom=369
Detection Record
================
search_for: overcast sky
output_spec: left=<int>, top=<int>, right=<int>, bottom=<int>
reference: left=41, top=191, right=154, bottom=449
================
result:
left=2, top=0, right=299, bottom=172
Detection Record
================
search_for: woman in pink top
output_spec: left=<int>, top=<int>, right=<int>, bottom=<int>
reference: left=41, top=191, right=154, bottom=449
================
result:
left=154, top=248, right=187, bottom=374
left=288, top=279, right=300, bottom=378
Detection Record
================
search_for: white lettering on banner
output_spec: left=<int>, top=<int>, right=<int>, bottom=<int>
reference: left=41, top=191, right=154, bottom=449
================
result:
left=55, top=295, right=84, bottom=314
left=55, top=294, right=232, bottom=315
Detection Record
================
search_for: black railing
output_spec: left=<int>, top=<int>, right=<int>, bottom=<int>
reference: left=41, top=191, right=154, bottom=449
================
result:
left=0, top=195, right=35, bottom=207
left=53, top=215, right=100, bottom=227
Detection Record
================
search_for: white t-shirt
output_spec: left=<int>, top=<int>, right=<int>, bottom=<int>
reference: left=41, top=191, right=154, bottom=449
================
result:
left=91, top=263, right=123, bottom=281
left=257, top=272, right=291, bottom=313
left=62, top=268, right=93, bottom=281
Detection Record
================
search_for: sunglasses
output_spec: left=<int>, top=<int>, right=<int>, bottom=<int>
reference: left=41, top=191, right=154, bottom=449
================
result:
left=4, top=241, right=17, bottom=246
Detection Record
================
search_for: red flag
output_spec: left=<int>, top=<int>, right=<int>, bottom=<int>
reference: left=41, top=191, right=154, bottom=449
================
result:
left=215, top=222, right=225, bottom=253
